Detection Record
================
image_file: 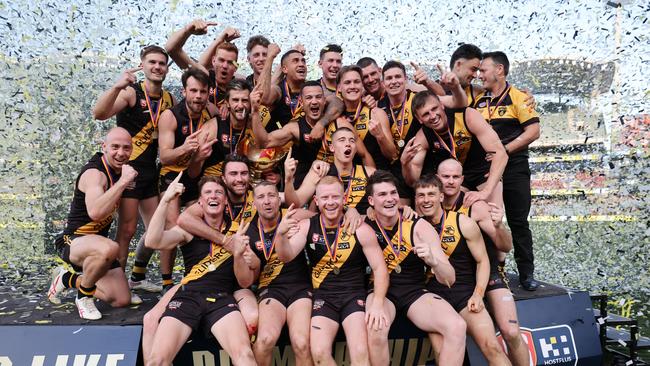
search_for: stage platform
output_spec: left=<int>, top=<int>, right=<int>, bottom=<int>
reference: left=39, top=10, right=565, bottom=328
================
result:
left=0, top=273, right=602, bottom=365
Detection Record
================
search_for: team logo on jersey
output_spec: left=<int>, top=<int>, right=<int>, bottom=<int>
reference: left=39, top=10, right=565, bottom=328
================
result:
left=139, top=98, right=147, bottom=108
left=478, top=101, right=487, bottom=108
left=356, top=299, right=365, bottom=307
left=221, top=134, right=229, bottom=143
left=181, top=125, right=189, bottom=135
left=313, top=299, right=325, bottom=310
left=444, top=225, right=455, bottom=236
left=356, top=123, right=366, bottom=130
left=455, top=131, right=471, bottom=146
left=312, top=233, right=321, bottom=243
left=433, top=141, right=441, bottom=150
left=255, top=240, right=264, bottom=251
left=304, top=133, right=313, bottom=143
left=498, top=106, right=507, bottom=116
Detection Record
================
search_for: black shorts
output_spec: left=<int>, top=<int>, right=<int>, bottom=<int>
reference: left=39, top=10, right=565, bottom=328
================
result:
left=257, top=282, right=312, bottom=308
left=122, top=164, right=159, bottom=200
left=462, top=170, right=489, bottom=191
left=385, top=285, right=429, bottom=313
left=311, top=290, right=366, bottom=323
left=159, top=171, right=199, bottom=205
left=161, top=288, right=240, bottom=338
left=486, top=266, right=509, bottom=293
left=55, top=234, right=121, bottom=273
left=428, top=282, right=474, bottom=313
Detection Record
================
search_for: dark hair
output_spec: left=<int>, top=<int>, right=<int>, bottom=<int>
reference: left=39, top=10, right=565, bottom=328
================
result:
left=280, top=49, right=304, bottom=65
left=336, top=65, right=362, bottom=85
left=382, top=60, right=406, bottom=77
left=216, top=42, right=239, bottom=58
left=414, top=174, right=443, bottom=192
left=246, top=35, right=270, bottom=53
left=223, top=153, right=250, bottom=173
left=331, top=126, right=355, bottom=139
left=356, top=57, right=378, bottom=69
left=301, top=80, right=323, bottom=94
left=225, top=79, right=252, bottom=100
left=482, top=51, right=510, bottom=76
left=411, top=90, right=440, bottom=116
left=140, top=45, right=169, bottom=62
left=198, top=175, right=227, bottom=194
left=449, top=44, right=483, bottom=70
left=253, top=180, right=279, bottom=194
left=367, top=170, right=399, bottom=197
left=181, top=68, right=210, bottom=88
left=319, top=44, right=343, bottom=59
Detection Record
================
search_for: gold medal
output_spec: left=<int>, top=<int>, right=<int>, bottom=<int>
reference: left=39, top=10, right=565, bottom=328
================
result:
left=394, top=264, right=402, bottom=274
left=263, top=264, right=272, bottom=274
left=333, top=267, right=340, bottom=275
left=397, top=139, right=405, bottom=148
left=208, top=263, right=216, bottom=272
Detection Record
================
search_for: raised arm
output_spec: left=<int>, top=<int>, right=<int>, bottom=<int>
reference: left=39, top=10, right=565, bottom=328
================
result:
left=230, top=222, right=258, bottom=288
left=158, top=110, right=200, bottom=166
left=460, top=214, right=490, bottom=313
left=357, top=223, right=390, bottom=331
left=464, top=107, right=508, bottom=206
left=286, top=160, right=329, bottom=207
left=368, top=108, right=398, bottom=162
left=80, top=166, right=137, bottom=222
left=250, top=86, right=298, bottom=148
left=275, top=207, right=310, bottom=262
left=259, top=43, right=282, bottom=107
left=145, top=172, right=192, bottom=249
left=400, top=130, right=428, bottom=187
left=413, top=219, right=456, bottom=287
left=177, top=202, right=228, bottom=245
left=197, top=26, right=240, bottom=70
left=92, top=67, right=140, bottom=120
left=187, top=121, right=217, bottom=178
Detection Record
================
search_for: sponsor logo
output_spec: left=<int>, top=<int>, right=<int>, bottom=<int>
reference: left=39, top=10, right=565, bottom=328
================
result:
left=443, top=225, right=455, bottom=235
left=313, top=299, right=325, bottom=310
left=497, top=325, right=578, bottom=366
left=139, top=98, right=147, bottom=108
left=498, top=106, right=507, bottom=116
left=337, top=242, right=350, bottom=250
left=221, top=134, right=229, bottom=143
left=168, top=300, right=182, bottom=310
left=441, top=236, right=455, bottom=243
left=312, top=233, right=321, bottom=243
left=181, top=125, right=189, bottom=135
left=356, top=299, right=365, bottom=307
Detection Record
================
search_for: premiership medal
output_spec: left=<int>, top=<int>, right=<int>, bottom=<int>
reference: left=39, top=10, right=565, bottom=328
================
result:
left=263, top=263, right=273, bottom=274
left=394, top=264, right=402, bottom=274
left=207, top=263, right=216, bottom=272
left=333, top=267, right=340, bottom=275
left=320, top=215, right=343, bottom=269
left=397, top=139, right=405, bottom=148
left=390, top=93, right=408, bottom=149
left=377, top=213, right=404, bottom=274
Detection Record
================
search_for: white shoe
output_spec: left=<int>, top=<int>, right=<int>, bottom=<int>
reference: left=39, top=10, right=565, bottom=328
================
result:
left=75, top=296, right=102, bottom=320
left=128, top=279, right=162, bottom=293
left=130, top=292, right=143, bottom=305
left=47, top=267, right=67, bottom=305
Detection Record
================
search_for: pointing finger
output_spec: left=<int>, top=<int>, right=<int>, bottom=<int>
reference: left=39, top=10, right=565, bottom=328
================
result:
left=206, top=21, right=221, bottom=26
left=409, top=61, right=421, bottom=71
left=126, top=66, right=143, bottom=73
left=173, top=170, right=183, bottom=184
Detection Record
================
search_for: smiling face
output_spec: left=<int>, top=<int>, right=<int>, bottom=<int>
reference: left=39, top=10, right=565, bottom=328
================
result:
left=253, top=184, right=281, bottom=221
left=212, top=49, right=238, bottom=85
left=282, top=52, right=307, bottom=82
left=314, top=181, right=345, bottom=223
left=319, top=51, right=342, bottom=81
left=478, top=57, right=501, bottom=91
left=247, top=44, right=267, bottom=76
left=198, top=181, right=227, bottom=216
left=414, top=94, right=448, bottom=133
left=368, top=181, right=400, bottom=219
left=452, top=57, right=480, bottom=88
left=182, top=76, right=209, bottom=115
left=227, top=89, right=251, bottom=123
left=437, top=159, right=464, bottom=197
left=360, top=63, right=382, bottom=95
left=330, top=129, right=357, bottom=164
left=141, top=52, right=169, bottom=84
left=223, top=161, right=250, bottom=198
left=338, top=70, right=363, bottom=103
left=301, top=85, right=325, bottom=122
left=383, top=67, right=406, bottom=99
left=414, top=184, right=444, bottom=218
left=102, top=128, right=133, bottom=171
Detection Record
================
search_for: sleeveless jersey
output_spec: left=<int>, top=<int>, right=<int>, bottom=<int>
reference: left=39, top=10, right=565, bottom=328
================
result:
left=115, top=82, right=174, bottom=168
left=179, top=221, right=236, bottom=293
left=202, top=117, right=246, bottom=177
left=305, top=214, right=367, bottom=292
left=380, top=90, right=422, bottom=179
left=366, top=216, right=427, bottom=287
left=208, top=70, right=227, bottom=107
left=432, top=211, right=476, bottom=286
left=63, top=153, right=120, bottom=237
left=292, top=116, right=323, bottom=187
left=246, top=212, right=311, bottom=288
left=270, top=78, right=303, bottom=126
left=159, top=100, right=212, bottom=176
left=225, top=189, right=256, bottom=234
left=326, top=164, right=370, bottom=215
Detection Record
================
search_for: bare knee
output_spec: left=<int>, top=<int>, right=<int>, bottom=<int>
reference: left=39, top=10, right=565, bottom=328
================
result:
left=230, top=345, right=256, bottom=365
left=480, top=338, right=506, bottom=359
left=501, top=325, right=522, bottom=345
left=146, top=353, right=171, bottom=366
left=118, top=217, right=138, bottom=240
left=367, top=328, right=389, bottom=348
left=443, top=315, right=466, bottom=346
left=311, top=342, right=331, bottom=363
left=256, top=330, right=278, bottom=351
left=108, top=290, right=131, bottom=308
left=347, top=340, right=369, bottom=363
left=291, top=334, right=311, bottom=359
left=99, top=242, right=119, bottom=262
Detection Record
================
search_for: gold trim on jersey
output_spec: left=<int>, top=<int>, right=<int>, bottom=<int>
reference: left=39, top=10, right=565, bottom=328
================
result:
left=439, top=211, right=462, bottom=257
left=180, top=244, right=232, bottom=285
left=389, top=92, right=415, bottom=150
left=131, top=86, right=173, bottom=161
left=449, top=110, right=473, bottom=165
left=311, top=230, right=357, bottom=289
left=380, top=219, right=415, bottom=273
left=318, top=104, right=372, bottom=163
left=160, top=108, right=211, bottom=175
left=343, top=164, right=369, bottom=208
left=258, top=254, right=283, bottom=288
left=227, top=190, right=256, bottom=234
left=73, top=212, right=116, bottom=236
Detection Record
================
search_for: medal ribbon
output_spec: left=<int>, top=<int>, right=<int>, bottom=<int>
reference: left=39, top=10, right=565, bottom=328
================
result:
left=337, top=165, right=356, bottom=204
left=319, top=215, right=342, bottom=260
left=389, top=93, right=408, bottom=140
left=203, top=217, right=226, bottom=263
left=435, top=210, right=447, bottom=241
left=229, top=124, right=244, bottom=154
left=258, top=217, right=280, bottom=261
left=433, top=128, right=456, bottom=159
left=348, top=101, right=363, bottom=124
left=486, top=82, right=511, bottom=122
left=142, top=81, right=163, bottom=128
left=377, top=212, right=403, bottom=261
left=283, top=79, right=302, bottom=118
left=100, top=156, right=118, bottom=187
